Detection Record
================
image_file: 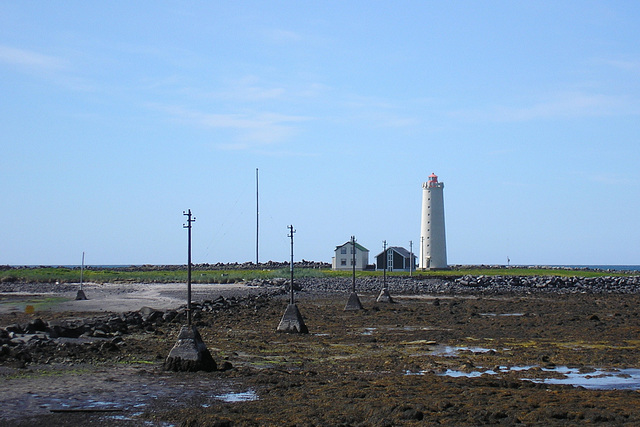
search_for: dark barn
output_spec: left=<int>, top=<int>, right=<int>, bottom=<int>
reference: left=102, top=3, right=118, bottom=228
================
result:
left=375, top=246, right=416, bottom=272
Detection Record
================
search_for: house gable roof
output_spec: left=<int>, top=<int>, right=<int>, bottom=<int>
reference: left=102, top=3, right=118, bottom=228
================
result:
left=375, top=246, right=415, bottom=258
left=335, top=241, right=369, bottom=252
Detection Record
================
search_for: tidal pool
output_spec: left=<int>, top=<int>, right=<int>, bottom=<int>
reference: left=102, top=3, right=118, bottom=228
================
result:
left=434, top=365, right=640, bottom=390
left=215, top=389, right=259, bottom=402
left=532, top=367, right=640, bottom=390
left=429, top=345, right=496, bottom=357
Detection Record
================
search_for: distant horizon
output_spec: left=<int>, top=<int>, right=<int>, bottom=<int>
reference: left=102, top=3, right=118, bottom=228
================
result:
left=6, top=263, right=640, bottom=271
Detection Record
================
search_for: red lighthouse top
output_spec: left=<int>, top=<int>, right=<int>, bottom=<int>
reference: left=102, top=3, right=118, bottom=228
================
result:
left=428, top=173, right=439, bottom=187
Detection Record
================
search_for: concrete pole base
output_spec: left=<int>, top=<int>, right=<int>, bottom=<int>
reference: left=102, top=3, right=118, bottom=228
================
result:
left=75, top=290, right=88, bottom=300
left=277, top=303, right=309, bottom=334
left=164, top=325, right=217, bottom=372
left=376, top=287, right=394, bottom=303
left=344, top=292, right=364, bottom=311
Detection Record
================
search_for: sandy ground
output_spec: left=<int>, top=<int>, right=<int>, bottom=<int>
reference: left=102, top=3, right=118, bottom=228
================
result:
left=0, top=282, right=267, bottom=314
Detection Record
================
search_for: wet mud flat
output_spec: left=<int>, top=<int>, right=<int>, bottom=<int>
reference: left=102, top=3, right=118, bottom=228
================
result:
left=2, top=290, right=640, bottom=426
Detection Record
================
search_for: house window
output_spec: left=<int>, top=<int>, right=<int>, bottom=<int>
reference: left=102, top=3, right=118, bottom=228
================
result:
left=341, top=259, right=347, bottom=266
left=340, top=247, right=347, bottom=254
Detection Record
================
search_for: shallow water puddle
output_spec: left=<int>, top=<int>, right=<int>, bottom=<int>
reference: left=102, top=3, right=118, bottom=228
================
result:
left=432, top=366, right=640, bottom=390
left=429, top=345, right=496, bottom=357
left=479, top=312, right=525, bottom=317
left=532, top=367, right=640, bottom=390
left=2, top=368, right=259, bottom=423
left=215, top=389, right=258, bottom=402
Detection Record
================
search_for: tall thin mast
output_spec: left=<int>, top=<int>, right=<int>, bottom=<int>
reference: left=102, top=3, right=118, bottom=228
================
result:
left=351, top=236, right=356, bottom=293
left=256, top=168, right=260, bottom=267
left=80, top=251, right=85, bottom=290
left=183, top=209, right=195, bottom=326
left=288, top=225, right=295, bottom=305
left=409, top=240, right=413, bottom=277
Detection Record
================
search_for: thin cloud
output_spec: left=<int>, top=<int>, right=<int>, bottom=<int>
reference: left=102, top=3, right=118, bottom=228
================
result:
left=451, top=91, right=638, bottom=123
left=178, top=76, right=288, bottom=103
left=0, top=44, right=94, bottom=92
left=339, top=94, right=421, bottom=128
left=263, top=28, right=303, bottom=43
left=584, top=171, right=637, bottom=186
left=151, top=104, right=309, bottom=148
left=599, top=58, right=640, bottom=73
left=0, top=44, right=66, bottom=71
left=357, top=111, right=419, bottom=128
left=220, top=77, right=286, bottom=102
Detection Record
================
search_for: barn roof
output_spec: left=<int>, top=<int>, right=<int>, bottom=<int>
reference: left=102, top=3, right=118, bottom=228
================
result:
left=375, top=246, right=415, bottom=258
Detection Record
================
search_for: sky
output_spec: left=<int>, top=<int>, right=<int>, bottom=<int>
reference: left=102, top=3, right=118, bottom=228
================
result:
left=1, top=1, right=639, bottom=266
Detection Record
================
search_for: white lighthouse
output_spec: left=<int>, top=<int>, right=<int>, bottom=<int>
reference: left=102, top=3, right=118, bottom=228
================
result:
left=419, top=173, right=447, bottom=270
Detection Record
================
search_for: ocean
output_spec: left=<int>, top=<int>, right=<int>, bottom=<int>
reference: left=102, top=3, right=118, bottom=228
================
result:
left=546, top=265, right=640, bottom=272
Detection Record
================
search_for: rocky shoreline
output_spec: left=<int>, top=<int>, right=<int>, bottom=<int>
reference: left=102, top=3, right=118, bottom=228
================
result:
left=290, top=274, right=640, bottom=295
left=7, top=273, right=640, bottom=370
left=0, top=261, right=332, bottom=272
left=0, top=291, right=279, bottom=369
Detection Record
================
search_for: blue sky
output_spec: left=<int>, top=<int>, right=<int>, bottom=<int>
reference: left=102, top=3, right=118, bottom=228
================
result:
left=1, top=1, right=639, bottom=266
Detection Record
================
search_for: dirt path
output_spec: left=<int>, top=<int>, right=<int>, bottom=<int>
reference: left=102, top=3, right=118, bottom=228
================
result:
left=0, top=282, right=267, bottom=315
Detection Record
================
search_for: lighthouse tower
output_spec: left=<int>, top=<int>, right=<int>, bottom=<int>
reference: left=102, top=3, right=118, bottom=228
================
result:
left=419, top=173, right=447, bottom=270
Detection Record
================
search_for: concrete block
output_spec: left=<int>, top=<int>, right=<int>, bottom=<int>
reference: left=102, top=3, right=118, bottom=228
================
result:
left=164, top=325, right=217, bottom=372
left=277, top=304, right=308, bottom=334
left=344, top=292, right=364, bottom=311
left=376, top=287, right=394, bottom=303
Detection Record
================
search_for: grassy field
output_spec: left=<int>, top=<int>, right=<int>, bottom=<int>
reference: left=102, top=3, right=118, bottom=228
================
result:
left=0, top=265, right=636, bottom=284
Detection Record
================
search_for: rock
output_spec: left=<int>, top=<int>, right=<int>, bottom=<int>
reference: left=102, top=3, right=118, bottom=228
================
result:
left=92, top=329, right=108, bottom=338
left=25, top=319, right=47, bottom=333
left=139, top=307, right=163, bottom=323
left=47, top=324, right=83, bottom=339
left=401, top=408, right=424, bottom=421
left=219, top=361, right=233, bottom=371
left=5, top=324, right=23, bottom=334
left=162, top=311, right=178, bottom=322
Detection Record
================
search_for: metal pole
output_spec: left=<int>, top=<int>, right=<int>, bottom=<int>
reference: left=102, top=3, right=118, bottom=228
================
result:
left=351, top=235, right=356, bottom=293
left=80, top=251, right=85, bottom=291
left=409, top=240, right=413, bottom=277
left=256, top=168, right=259, bottom=266
left=288, top=225, right=295, bottom=305
left=184, top=209, right=195, bottom=326
left=383, top=240, right=387, bottom=289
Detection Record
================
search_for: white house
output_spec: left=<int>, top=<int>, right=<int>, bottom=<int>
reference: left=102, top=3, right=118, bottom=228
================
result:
left=332, top=241, right=369, bottom=271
